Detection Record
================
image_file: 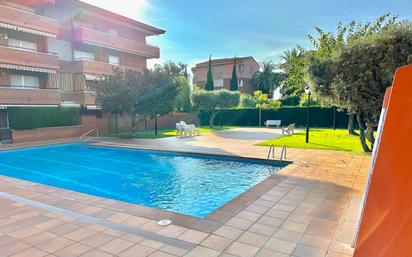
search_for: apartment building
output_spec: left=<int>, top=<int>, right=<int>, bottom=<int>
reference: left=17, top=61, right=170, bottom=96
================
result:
left=0, top=0, right=164, bottom=108
left=191, top=56, right=260, bottom=94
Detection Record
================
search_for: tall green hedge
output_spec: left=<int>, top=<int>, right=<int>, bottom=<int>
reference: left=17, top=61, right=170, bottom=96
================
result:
left=8, top=107, right=80, bottom=130
left=200, top=107, right=350, bottom=128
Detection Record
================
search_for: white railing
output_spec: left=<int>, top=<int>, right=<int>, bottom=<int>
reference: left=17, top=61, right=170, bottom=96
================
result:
left=267, top=144, right=287, bottom=163
left=80, top=129, right=99, bottom=143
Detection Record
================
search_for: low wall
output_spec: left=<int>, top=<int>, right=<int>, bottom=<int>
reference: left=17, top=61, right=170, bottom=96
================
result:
left=10, top=113, right=109, bottom=144
left=12, top=126, right=83, bottom=143
left=109, top=112, right=199, bottom=133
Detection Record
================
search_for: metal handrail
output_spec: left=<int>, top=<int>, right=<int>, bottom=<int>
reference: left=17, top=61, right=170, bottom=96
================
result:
left=280, top=146, right=287, bottom=162
left=267, top=144, right=275, bottom=161
left=80, top=129, right=99, bottom=142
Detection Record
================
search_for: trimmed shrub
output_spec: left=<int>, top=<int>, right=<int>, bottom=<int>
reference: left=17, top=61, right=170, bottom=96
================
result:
left=8, top=107, right=80, bottom=130
left=200, top=107, right=349, bottom=128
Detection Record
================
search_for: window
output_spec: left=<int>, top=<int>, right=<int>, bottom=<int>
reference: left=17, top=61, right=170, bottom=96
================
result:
left=214, top=79, right=224, bottom=88
left=8, top=38, right=37, bottom=51
left=10, top=74, right=40, bottom=89
left=238, top=79, right=244, bottom=87
left=108, top=28, right=118, bottom=36
left=74, top=50, right=95, bottom=61
left=238, top=64, right=244, bottom=73
left=109, top=55, right=120, bottom=65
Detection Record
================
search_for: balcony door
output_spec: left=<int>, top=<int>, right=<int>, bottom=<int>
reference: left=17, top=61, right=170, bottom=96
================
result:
left=0, top=110, right=8, bottom=128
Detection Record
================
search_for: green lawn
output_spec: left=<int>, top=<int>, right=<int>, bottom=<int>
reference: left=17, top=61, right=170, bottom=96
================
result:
left=104, top=126, right=234, bottom=139
left=257, top=128, right=371, bottom=153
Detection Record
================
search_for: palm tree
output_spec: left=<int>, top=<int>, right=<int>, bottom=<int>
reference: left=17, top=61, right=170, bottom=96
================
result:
left=280, top=46, right=305, bottom=69
left=252, top=61, right=285, bottom=96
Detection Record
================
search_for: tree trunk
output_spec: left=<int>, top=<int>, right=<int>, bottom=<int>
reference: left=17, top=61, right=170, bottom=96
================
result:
left=356, top=111, right=371, bottom=153
left=366, top=122, right=376, bottom=150
left=348, top=113, right=359, bottom=136
left=209, top=112, right=217, bottom=128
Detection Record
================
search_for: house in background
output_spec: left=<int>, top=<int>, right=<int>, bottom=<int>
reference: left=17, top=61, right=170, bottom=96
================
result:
left=191, top=56, right=260, bottom=94
left=0, top=0, right=164, bottom=143
left=0, top=0, right=164, bottom=108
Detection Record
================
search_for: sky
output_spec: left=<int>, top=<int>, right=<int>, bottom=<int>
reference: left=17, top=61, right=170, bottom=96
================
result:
left=82, top=0, right=412, bottom=70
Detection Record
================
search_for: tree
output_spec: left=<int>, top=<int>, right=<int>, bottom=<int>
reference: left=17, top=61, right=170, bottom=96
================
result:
left=306, top=23, right=412, bottom=152
left=95, top=65, right=182, bottom=135
left=306, top=13, right=403, bottom=136
left=252, top=61, right=285, bottom=95
left=230, top=57, right=238, bottom=91
left=191, top=90, right=240, bottom=127
left=204, top=55, right=214, bottom=91
left=174, top=76, right=193, bottom=112
left=280, top=47, right=307, bottom=98
left=161, top=61, right=188, bottom=78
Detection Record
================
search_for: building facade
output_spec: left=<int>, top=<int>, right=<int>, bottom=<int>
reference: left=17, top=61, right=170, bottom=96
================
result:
left=0, top=0, right=164, bottom=108
left=191, top=56, right=260, bottom=94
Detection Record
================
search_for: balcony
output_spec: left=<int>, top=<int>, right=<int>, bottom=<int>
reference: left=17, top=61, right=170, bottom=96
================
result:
left=0, top=86, right=61, bottom=105
left=62, top=91, right=96, bottom=106
left=72, top=26, right=160, bottom=58
left=73, top=59, right=142, bottom=75
left=0, top=46, right=59, bottom=70
left=0, top=4, right=57, bottom=37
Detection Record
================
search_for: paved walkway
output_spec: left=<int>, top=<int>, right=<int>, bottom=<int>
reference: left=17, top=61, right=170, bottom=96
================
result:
left=0, top=128, right=370, bottom=257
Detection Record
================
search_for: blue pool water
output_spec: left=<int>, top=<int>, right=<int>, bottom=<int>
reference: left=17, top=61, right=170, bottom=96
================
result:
left=0, top=143, right=286, bottom=217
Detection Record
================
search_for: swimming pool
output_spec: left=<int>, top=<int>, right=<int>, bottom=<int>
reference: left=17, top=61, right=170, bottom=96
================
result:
left=0, top=143, right=287, bottom=217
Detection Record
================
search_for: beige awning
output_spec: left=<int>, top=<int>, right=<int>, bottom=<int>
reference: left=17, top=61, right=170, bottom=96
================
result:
left=0, top=63, right=56, bottom=74
left=0, top=22, right=56, bottom=38
left=84, top=73, right=103, bottom=81
left=85, top=105, right=102, bottom=110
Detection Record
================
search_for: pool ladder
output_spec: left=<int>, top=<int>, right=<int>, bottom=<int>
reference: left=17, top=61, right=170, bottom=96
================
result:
left=267, top=144, right=287, bottom=162
left=80, top=129, right=99, bottom=143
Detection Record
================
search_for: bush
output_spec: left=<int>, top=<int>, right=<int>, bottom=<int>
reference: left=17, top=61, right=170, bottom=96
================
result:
left=280, top=95, right=301, bottom=106
left=8, top=107, right=80, bottom=130
left=199, top=107, right=349, bottom=128
left=239, top=94, right=257, bottom=108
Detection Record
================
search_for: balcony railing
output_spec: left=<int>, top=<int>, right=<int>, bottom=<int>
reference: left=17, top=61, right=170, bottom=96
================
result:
left=0, top=4, right=57, bottom=37
left=0, top=45, right=59, bottom=70
left=73, top=59, right=142, bottom=75
left=0, top=86, right=61, bottom=105
left=72, top=26, right=160, bottom=58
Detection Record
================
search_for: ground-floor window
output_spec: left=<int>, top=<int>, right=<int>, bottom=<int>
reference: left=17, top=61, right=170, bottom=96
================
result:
left=238, top=79, right=244, bottom=87
left=10, top=74, right=40, bottom=89
left=214, top=79, right=224, bottom=88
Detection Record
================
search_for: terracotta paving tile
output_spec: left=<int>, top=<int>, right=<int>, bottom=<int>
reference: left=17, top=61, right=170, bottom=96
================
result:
left=225, top=241, right=260, bottom=257
left=235, top=211, right=262, bottom=222
left=200, top=234, right=233, bottom=251
left=49, top=223, right=82, bottom=236
left=140, top=239, right=165, bottom=249
left=272, top=228, right=303, bottom=243
left=281, top=220, right=309, bottom=233
left=255, top=248, right=289, bottom=257
left=299, top=234, right=331, bottom=250
left=98, top=238, right=135, bottom=255
left=79, top=249, right=114, bottom=257
left=292, top=244, right=327, bottom=257
left=237, top=231, right=269, bottom=247
left=9, top=247, right=49, bottom=257
left=159, top=245, right=189, bottom=256
left=183, top=246, right=221, bottom=257
left=120, top=234, right=145, bottom=243
left=177, top=229, right=209, bottom=244
left=0, top=241, right=31, bottom=256
left=9, top=226, right=43, bottom=240
left=147, top=250, right=176, bottom=257
left=53, top=242, right=92, bottom=257
left=37, top=237, right=75, bottom=253
left=257, top=216, right=283, bottom=227
left=35, top=219, right=65, bottom=230
left=225, top=217, right=254, bottom=231
left=22, top=231, right=58, bottom=245
left=157, top=225, right=188, bottom=238
left=263, top=237, right=297, bottom=255
left=213, top=225, right=244, bottom=240
left=81, top=233, right=116, bottom=248
left=63, top=227, right=99, bottom=241
left=0, top=234, right=17, bottom=246
left=116, top=243, right=156, bottom=257
left=247, top=223, right=278, bottom=237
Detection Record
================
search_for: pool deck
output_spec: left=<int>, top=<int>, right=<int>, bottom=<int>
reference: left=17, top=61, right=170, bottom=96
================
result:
left=0, top=127, right=370, bottom=257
